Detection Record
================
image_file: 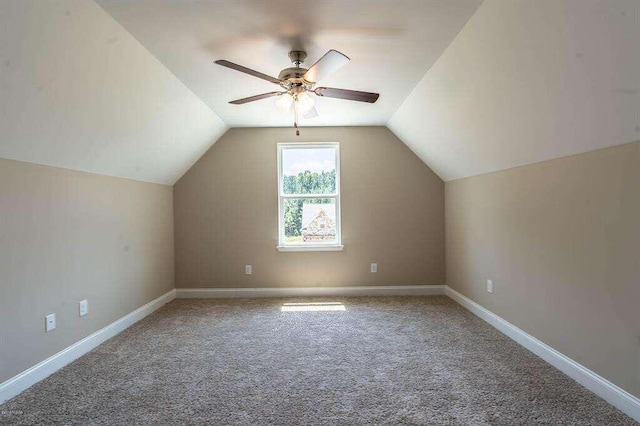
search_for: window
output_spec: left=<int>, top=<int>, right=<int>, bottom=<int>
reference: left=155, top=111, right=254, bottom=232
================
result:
left=277, top=143, right=342, bottom=251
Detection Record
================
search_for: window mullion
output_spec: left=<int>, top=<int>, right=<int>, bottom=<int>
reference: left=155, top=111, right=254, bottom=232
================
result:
left=280, top=193, right=337, bottom=198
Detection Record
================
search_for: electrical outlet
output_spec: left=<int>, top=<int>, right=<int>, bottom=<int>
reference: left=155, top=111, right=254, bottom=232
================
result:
left=487, top=279, right=494, bottom=293
left=245, top=265, right=252, bottom=275
left=79, top=300, right=88, bottom=317
left=370, top=263, right=378, bottom=273
left=45, top=313, right=56, bottom=332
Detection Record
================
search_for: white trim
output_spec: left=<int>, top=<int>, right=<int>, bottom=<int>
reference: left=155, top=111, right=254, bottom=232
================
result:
left=0, top=289, right=176, bottom=404
left=445, top=286, right=640, bottom=422
left=277, top=142, right=342, bottom=249
left=177, top=285, right=446, bottom=299
left=277, top=244, right=344, bottom=252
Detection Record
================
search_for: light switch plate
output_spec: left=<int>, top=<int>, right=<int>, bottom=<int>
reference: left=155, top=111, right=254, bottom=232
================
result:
left=487, top=279, right=494, bottom=293
left=370, top=263, right=378, bottom=273
left=245, top=265, right=252, bottom=275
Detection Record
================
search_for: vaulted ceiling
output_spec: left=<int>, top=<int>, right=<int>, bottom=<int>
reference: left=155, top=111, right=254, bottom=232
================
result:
left=388, top=0, right=640, bottom=180
left=0, top=0, right=227, bottom=185
left=95, top=0, right=482, bottom=128
left=1, top=0, right=638, bottom=184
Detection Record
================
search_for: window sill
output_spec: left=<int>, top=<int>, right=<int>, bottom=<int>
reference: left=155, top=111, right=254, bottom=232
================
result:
left=277, top=244, right=344, bottom=252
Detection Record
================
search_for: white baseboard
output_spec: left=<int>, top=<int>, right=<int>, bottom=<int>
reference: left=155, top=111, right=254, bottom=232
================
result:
left=445, top=286, right=640, bottom=422
left=0, top=289, right=176, bottom=404
left=176, top=285, right=446, bottom=298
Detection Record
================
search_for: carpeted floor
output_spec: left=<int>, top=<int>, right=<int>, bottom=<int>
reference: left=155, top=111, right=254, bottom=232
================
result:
left=1, top=296, right=636, bottom=425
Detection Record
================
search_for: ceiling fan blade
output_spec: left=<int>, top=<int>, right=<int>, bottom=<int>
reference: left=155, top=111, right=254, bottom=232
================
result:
left=303, top=106, right=319, bottom=119
left=214, top=60, right=281, bottom=85
left=229, top=91, right=284, bottom=105
left=302, top=50, right=350, bottom=83
left=315, top=87, right=379, bottom=103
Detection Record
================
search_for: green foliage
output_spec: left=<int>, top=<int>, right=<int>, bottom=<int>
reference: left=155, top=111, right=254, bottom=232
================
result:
left=283, top=170, right=336, bottom=237
left=283, top=169, right=336, bottom=195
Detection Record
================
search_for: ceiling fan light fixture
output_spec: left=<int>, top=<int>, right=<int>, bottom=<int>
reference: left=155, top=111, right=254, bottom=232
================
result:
left=276, top=93, right=294, bottom=111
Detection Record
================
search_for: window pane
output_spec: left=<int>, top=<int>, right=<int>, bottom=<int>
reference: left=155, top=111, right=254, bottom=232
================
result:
left=282, top=147, right=336, bottom=195
left=283, top=198, right=337, bottom=244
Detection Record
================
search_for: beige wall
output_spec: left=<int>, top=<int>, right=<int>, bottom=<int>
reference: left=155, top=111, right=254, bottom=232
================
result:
left=0, top=159, right=174, bottom=383
left=174, top=127, right=444, bottom=288
left=445, top=141, right=640, bottom=397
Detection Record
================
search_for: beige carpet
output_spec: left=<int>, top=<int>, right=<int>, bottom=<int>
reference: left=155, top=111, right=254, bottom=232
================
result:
left=1, top=296, right=636, bottom=425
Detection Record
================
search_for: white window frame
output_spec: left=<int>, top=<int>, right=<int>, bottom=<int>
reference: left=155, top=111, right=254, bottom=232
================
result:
left=277, top=142, right=343, bottom=252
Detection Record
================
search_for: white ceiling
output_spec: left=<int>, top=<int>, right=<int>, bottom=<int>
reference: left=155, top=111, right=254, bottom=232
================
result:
left=388, top=0, right=640, bottom=181
left=95, top=0, right=482, bottom=128
left=0, top=0, right=227, bottom=185
left=1, top=0, right=637, bottom=185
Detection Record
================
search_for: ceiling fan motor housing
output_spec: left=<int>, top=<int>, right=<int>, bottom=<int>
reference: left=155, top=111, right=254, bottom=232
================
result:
left=278, top=67, right=310, bottom=85
left=279, top=51, right=315, bottom=88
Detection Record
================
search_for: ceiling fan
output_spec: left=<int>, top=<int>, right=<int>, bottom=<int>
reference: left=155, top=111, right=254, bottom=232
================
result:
left=214, top=50, right=379, bottom=135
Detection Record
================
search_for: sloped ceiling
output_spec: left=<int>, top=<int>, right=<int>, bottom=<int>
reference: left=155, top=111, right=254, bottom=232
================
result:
left=95, top=0, right=482, bottom=128
left=0, top=0, right=227, bottom=185
left=1, top=0, right=638, bottom=185
left=388, top=0, right=640, bottom=181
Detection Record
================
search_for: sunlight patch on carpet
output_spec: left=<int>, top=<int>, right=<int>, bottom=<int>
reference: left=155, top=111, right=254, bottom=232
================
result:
left=281, top=302, right=346, bottom=312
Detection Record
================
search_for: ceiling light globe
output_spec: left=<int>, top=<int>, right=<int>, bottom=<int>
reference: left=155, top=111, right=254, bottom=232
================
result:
left=276, top=93, right=293, bottom=111
left=296, top=92, right=315, bottom=115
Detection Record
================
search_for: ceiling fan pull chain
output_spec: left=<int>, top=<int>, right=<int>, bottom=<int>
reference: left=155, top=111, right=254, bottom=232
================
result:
left=294, top=99, right=300, bottom=136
